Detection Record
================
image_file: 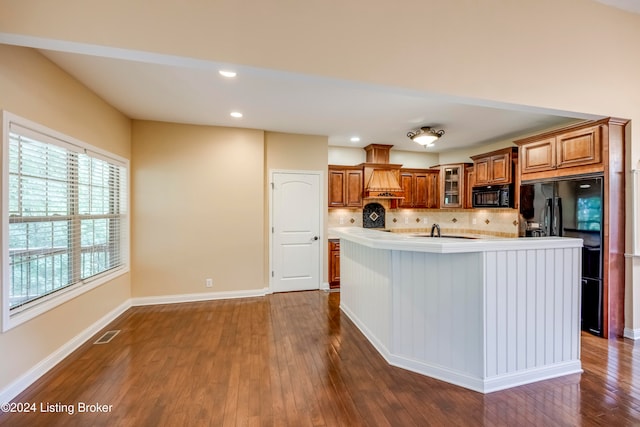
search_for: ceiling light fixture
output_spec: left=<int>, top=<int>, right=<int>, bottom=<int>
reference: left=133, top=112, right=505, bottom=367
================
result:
left=407, top=126, right=445, bottom=147
left=230, top=111, right=243, bottom=118
left=350, top=136, right=361, bottom=142
left=219, top=70, right=237, bottom=78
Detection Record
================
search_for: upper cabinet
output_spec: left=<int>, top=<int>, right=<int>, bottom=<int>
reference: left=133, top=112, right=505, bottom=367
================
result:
left=471, top=147, right=517, bottom=186
left=514, top=117, right=629, bottom=338
left=515, top=122, right=603, bottom=181
left=328, top=165, right=363, bottom=208
left=438, top=163, right=472, bottom=208
left=464, top=166, right=475, bottom=209
left=397, top=169, right=439, bottom=209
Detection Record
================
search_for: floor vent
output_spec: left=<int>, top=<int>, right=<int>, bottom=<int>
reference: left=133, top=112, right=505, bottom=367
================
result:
left=94, top=330, right=120, bottom=344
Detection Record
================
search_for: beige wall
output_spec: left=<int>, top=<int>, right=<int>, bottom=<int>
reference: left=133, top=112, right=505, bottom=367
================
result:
left=265, top=132, right=328, bottom=171
left=0, top=1, right=639, bottom=398
left=131, top=121, right=265, bottom=296
left=327, top=146, right=439, bottom=170
left=265, top=131, right=329, bottom=283
left=1, top=0, right=638, bottom=127
left=0, top=45, right=131, bottom=391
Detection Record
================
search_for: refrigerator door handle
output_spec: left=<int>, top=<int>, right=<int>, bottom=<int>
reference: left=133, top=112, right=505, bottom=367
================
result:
left=542, top=198, right=552, bottom=236
left=554, top=197, right=563, bottom=236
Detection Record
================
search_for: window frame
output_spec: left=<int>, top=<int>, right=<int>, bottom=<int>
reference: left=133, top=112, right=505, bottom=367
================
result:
left=2, top=111, right=130, bottom=332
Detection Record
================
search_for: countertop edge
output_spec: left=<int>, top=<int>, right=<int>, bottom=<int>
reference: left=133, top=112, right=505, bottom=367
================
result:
left=329, top=227, right=583, bottom=253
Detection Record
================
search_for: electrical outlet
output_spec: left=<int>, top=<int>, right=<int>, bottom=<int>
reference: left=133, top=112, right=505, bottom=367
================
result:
left=339, top=216, right=345, bottom=225
left=205, top=278, right=213, bottom=288
left=472, top=218, right=477, bottom=225
left=422, top=217, right=428, bottom=224
left=404, top=216, right=409, bottom=224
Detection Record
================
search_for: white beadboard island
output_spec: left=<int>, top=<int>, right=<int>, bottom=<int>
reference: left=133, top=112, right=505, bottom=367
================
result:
left=330, top=227, right=583, bottom=394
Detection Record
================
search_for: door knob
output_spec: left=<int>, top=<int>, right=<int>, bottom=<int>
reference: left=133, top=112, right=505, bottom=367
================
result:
left=312, top=236, right=319, bottom=241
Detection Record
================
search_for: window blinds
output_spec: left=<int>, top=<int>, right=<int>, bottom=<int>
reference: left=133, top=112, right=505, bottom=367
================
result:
left=7, top=122, right=128, bottom=311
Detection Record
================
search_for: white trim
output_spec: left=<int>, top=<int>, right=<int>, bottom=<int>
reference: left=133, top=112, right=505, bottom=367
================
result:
left=0, top=299, right=131, bottom=403
left=480, top=362, right=583, bottom=393
left=330, top=226, right=583, bottom=253
left=268, top=169, right=325, bottom=293
left=623, top=327, right=640, bottom=340
left=632, top=169, right=640, bottom=256
left=341, top=303, right=391, bottom=361
left=342, top=300, right=582, bottom=394
left=2, top=112, right=10, bottom=332
left=4, top=268, right=129, bottom=331
left=1, top=111, right=131, bottom=332
left=131, top=288, right=269, bottom=306
left=3, top=111, right=128, bottom=165
left=0, top=289, right=270, bottom=402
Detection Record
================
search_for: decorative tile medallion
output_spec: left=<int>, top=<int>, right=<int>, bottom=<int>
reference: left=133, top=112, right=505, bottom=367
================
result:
left=363, top=202, right=385, bottom=229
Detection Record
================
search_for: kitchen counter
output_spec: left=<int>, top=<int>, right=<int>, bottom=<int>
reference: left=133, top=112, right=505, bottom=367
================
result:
left=332, top=226, right=583, bottom=393
left=329, top=226, right=582, bottom=252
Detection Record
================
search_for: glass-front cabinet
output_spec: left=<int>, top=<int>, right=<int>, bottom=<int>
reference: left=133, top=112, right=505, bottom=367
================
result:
left=439, top=163, right=471, bottom=208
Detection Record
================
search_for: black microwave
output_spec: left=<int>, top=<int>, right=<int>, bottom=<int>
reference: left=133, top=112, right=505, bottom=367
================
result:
left=472, top=185, right=513, bottom=208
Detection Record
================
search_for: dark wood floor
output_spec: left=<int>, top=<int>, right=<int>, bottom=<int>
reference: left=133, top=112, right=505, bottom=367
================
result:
left=1, top=290, right=639, bottom=426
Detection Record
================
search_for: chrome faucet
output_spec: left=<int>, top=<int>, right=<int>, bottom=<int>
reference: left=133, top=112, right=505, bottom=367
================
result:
left=430, top=223, right=441, bottom=237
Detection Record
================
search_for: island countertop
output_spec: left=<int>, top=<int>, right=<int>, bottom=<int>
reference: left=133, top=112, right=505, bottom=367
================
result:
left=335, top=226, right=584, bottom=393
left=329, top=226, right=583, bottom=253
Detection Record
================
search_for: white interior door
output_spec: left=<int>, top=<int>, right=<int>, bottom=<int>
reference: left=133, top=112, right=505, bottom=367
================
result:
left=271, top=171, right=321, bottom=293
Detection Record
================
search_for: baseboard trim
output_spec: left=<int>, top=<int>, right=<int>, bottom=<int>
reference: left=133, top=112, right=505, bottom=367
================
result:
left=623, top=327, right=640, bottom=340
left=131, top=288, right=269, bottom=306
left=340, top=303, right=582, bottom=394
left=0, top=299, right=131, bottom=404
left=1, top=288, right=273, bottom=403
left=340, top=303, right=391, bottom=362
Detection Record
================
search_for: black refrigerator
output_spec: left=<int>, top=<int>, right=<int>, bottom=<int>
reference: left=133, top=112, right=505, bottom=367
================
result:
left=520, top=176, right=604, bottom=336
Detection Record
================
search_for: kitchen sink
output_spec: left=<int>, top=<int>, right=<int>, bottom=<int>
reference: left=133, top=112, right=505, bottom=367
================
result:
left=411, top=234, right=477, bottom=239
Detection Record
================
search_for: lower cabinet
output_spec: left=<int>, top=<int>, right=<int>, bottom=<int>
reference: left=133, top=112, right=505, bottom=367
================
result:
left=329, top=239, right=340, bottom=289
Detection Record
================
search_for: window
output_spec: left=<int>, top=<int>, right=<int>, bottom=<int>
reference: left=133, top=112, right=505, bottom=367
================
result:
left=2, top=112, right=129, bottom=331
left=577, top=196, right=601, bottom=231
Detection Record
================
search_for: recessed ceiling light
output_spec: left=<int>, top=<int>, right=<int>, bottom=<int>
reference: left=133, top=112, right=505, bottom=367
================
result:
left=230, top=111, right=243, bottom=118
left=219, top=70, right=237, bottom=78
left=350, top=137, right=360, bottom=142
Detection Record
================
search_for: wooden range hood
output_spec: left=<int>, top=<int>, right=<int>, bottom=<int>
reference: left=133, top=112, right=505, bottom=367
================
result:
left=362, top=144, right=405, bottom=199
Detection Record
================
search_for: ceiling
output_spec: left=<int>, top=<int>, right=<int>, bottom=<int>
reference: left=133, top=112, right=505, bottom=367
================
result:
left=5, top=0, right=639, bottom=154
left=40, top=47, right=591, bottom=154
left=594, top=0, right=640, bottom=14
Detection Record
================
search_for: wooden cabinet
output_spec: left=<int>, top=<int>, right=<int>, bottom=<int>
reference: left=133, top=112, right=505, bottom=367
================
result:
left=516, top=123, right=602, bottom=181
left=515, top=117, right=628, bottom=338
left=328, top=166, right=363, bottom=208
left=556, top=126, right=602, bottom=169
left=329, top=239, right=340, bottom=289
left=471, top=147, right=516, bottom=186
left=518, top=137, right=555, bottom=173
left=464, top=166, right=475, bottom=209
left=438, top=163, right=472, bottom=208
left=426, top=171, right=439, bottom=209
left=397, top=169, right=439, bottom=208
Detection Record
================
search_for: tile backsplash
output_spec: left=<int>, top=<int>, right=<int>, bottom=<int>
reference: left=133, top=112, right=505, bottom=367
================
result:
left=329, top=205, right=521, bottom=238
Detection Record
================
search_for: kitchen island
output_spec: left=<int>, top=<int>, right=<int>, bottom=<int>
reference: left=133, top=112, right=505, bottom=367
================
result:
left=330, top=227, right=583, bottom=393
